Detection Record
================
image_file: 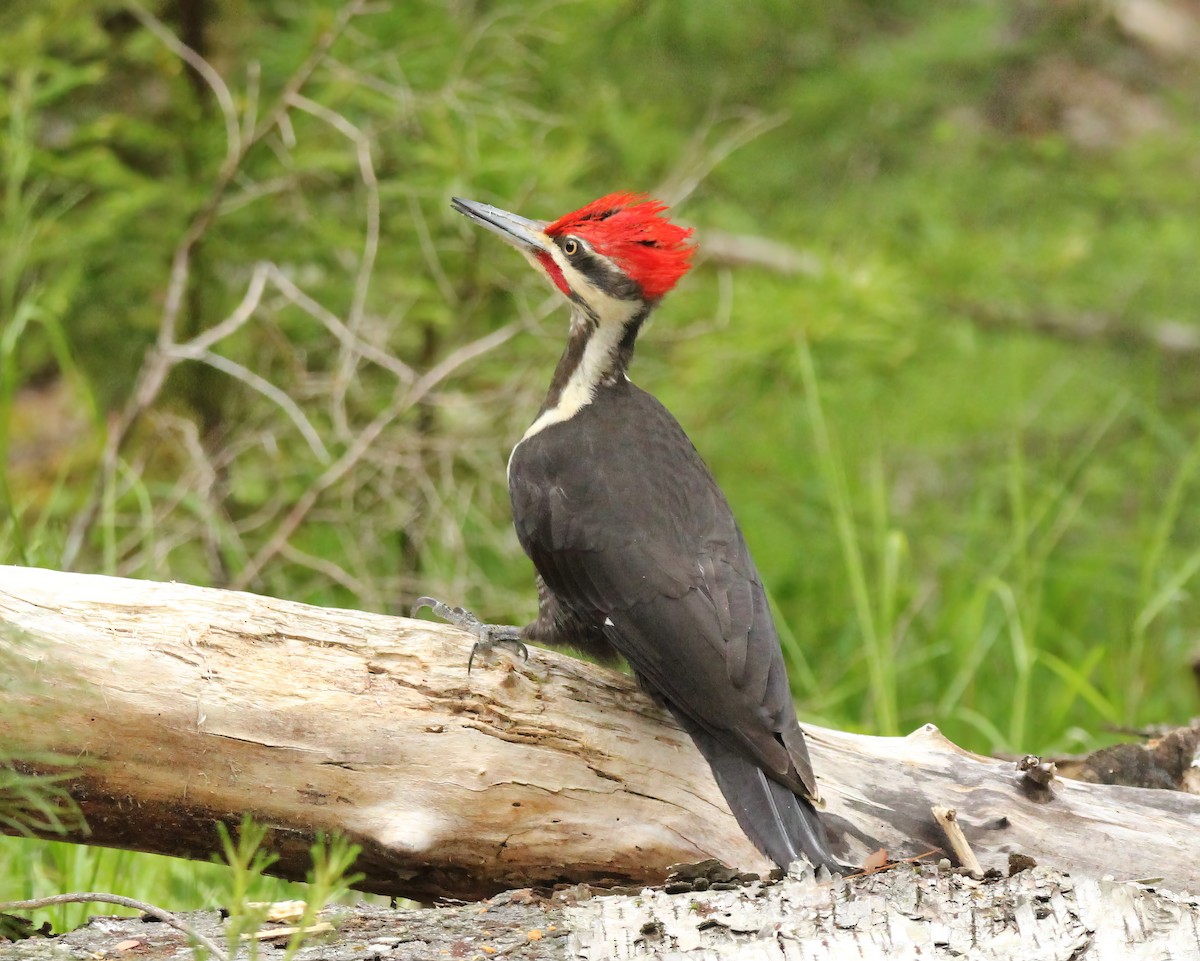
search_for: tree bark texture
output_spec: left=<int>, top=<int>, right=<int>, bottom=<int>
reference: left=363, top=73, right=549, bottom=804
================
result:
left=569, top=865, right=1200, bottom=960
left=4, top=867, right=1199, bottom=960
left=1, top=565, right=1198, bottom=901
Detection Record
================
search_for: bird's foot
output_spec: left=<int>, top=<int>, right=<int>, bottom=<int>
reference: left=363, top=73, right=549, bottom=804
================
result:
left=412, top=596, right=529, bottom=673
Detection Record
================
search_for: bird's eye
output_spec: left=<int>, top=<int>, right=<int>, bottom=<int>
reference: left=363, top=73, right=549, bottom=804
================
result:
left=562, top=238, right=580, bottom=257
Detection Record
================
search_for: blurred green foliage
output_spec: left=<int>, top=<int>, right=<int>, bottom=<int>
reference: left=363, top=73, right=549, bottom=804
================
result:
left=2, top=0, right=1199, bottom=916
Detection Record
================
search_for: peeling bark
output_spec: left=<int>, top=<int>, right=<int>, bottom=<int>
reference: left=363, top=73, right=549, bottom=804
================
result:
left=3, top=868, right=1199, bottom=960
left=569, top=866, right=1200, bottom=960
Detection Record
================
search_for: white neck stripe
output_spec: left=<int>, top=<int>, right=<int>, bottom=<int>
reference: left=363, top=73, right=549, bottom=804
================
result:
left=507, top=254, right=645, bottom=477
left=519, top=317, right=624, bottom=442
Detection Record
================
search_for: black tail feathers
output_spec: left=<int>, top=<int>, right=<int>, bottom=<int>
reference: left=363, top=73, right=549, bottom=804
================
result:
left=685, top=722, right=846, bottom=874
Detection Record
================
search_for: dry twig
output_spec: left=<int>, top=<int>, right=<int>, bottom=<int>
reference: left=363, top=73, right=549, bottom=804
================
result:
left=0, top=893, right=228, bottom=961
left=932, top=805, right=984, bottom=878
left=62, top=0, right=371, bottom=568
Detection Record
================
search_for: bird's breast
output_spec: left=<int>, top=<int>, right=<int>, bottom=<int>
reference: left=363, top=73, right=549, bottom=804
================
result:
left=507, top=384, right=725, bottom=559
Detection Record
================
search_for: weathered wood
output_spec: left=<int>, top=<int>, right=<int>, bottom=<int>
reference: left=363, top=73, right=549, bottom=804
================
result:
left=3, top=867, right=1198, bottom=960
left=1, top=565, right=1199, bottom=901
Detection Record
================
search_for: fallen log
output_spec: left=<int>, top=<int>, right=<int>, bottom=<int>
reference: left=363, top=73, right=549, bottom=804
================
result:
left=1, top=565, right=1197, bottom=901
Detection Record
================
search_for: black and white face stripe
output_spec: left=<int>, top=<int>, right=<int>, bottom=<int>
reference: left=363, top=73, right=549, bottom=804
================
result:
left=502, top=233, right=661, bottom=452
left=449, top=197, right=659, bottom=457
left=550, top=235, right=644, bottom=303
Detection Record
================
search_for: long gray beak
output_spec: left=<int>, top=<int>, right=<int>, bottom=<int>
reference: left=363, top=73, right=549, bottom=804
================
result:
left=451, top=197, right=549, bottom=253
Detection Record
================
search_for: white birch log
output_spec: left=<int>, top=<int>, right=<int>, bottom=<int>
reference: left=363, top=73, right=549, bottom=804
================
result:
left=3, top=868, right=1198, bottom=961
left=1, top=564, right=1198, bottom=902
left=567, top=865, right=1200, bottom=960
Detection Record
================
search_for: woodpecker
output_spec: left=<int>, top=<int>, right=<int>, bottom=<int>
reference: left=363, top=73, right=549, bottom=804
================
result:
left=424, top=192, right=842, bottom=873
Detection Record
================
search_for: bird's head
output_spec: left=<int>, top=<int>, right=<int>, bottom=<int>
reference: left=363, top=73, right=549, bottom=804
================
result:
left=451, top=192, right=695, bottom=322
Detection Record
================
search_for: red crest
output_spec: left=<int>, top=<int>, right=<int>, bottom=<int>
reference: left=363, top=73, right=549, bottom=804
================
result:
left=546, top=193, right=695, bottom=300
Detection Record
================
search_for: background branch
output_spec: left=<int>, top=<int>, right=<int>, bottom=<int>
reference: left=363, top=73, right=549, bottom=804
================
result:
left=61, top=0, right=371, bottom=569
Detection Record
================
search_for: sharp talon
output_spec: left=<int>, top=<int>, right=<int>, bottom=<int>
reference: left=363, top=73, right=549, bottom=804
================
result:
left=412, top=596, right=438, bottom=617
left=501, top=638, right=529, bottom=662
left=467, top=636, right=527, bottom=675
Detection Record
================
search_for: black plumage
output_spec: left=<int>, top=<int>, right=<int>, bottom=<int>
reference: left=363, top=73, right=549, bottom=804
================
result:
left=444, top=192, right=842, bottom=872
left=509, top=379, right=840, bottom=871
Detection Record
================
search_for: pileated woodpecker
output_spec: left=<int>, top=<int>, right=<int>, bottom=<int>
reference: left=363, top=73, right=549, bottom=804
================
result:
left=423, top=192, right=842, bottom=872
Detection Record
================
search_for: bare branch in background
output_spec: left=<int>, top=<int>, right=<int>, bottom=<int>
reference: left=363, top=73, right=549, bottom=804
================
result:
left=230, top=320, right=523, bottom=590
left=125, top=2, right=241, bottom=174
left=658, top=109, right=789, bottom=208
left=700, top=229, right=823, bottom=277
left=62, top=0, right=371, bottom=569
left=59, top=2, right=792, bottom=610
left=287, top=92, right=382, bottom=439
left=263, top=266, right=414, bottom=381
left=961, top=301, right=1200, bottom=359
left=408, top=194, right=459, bottom=308
left=183, top=350, right=330, bottom=461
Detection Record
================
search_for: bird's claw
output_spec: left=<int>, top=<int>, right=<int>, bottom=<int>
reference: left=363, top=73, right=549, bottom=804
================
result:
left=413, top=596, right=529, bottom=674
left=467, top=633, right=529, bottom=675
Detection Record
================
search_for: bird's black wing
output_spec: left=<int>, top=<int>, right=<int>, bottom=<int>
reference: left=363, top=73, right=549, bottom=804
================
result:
left=509, top=381, right=818, bottom=802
